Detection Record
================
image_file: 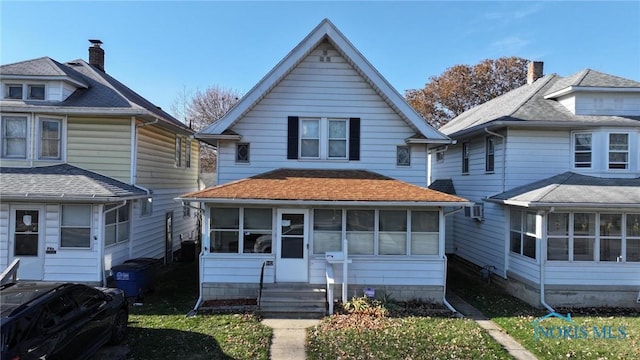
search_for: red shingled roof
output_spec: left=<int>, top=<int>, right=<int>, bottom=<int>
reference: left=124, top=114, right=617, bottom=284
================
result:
left=182, top=169, right=467, bottom=203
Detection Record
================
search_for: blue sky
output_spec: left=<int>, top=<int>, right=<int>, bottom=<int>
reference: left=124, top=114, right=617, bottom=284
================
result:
left=2, top=1, right=639, bottom=119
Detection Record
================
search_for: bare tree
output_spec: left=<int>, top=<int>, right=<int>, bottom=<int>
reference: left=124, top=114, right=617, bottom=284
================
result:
left=406, top=57, right=529, bottom=128
left=171, top=86, right=242, bottom=172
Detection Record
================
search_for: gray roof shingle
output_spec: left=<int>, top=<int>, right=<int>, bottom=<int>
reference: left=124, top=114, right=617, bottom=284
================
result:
left=488, top=172, right=640, bottom=207
left=0, top=164, right=147, bottom=202
left=439, top=69, right=640, bottom=137
left=428, top=179, right=456, bottom=195
left=0, top=58, right=190, bottom=132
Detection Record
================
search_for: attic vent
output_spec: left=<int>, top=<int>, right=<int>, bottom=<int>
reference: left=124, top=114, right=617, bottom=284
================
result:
left=66, top=62, right=81, bottom=66
left=319, top=50, right=331, bottom=62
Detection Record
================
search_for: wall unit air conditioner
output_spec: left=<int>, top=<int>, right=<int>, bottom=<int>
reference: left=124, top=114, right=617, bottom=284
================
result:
left=464, top=204, right=484, bottom=221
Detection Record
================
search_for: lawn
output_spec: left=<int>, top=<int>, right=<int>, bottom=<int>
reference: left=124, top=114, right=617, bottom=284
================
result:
left=124, top=260, right=271, bottom=360
left=447, top=263, right=640, bottom=360
left=306, top=299, right=511, bottom=359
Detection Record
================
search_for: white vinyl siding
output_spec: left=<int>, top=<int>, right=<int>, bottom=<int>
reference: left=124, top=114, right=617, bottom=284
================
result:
left=215, top=40, right=428, bottom=186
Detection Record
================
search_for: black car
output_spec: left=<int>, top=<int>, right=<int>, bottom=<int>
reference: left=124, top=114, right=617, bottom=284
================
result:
left=0, top=282, right=128, bottom=360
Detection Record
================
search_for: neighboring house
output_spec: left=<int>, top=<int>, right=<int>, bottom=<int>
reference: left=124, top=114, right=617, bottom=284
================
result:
left=179, top=19, right=468, bottom=306
left=430, top=62, right=640, bottom=308
left=0, top=41, right=200, bottom=285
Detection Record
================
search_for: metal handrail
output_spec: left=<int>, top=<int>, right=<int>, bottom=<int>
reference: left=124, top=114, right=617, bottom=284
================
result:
left=0, top=258, right=20, bottom=285
left=258, top=261, right=267, bottom=309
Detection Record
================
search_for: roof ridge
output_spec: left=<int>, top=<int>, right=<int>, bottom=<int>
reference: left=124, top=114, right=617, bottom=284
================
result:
left=506, top=74, right=557, bottom=117
left=573, top=68, right=591, bottom=86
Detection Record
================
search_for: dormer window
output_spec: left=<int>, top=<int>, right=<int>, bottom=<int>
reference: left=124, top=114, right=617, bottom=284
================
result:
left=608, top=133, right=628, bottom=170
left=6, top=84, right=22, bottom=99
left=28, top=85, right=45, bottom=100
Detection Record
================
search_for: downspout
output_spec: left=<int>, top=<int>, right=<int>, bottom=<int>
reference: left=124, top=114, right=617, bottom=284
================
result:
left=101, top=201, right=127, bottom=287
left=538, top=207, right=555, bottom=312
left=442, top=206, right=464, bottom=313
left=484, top=128, right=506, bottom=192
left=187, top=202, right=207, bottom=317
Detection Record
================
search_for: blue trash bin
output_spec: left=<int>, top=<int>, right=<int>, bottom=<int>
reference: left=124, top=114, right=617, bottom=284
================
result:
left=111, top=262, right=149, bottom=298
left=124, top=257, right=159, bottom=290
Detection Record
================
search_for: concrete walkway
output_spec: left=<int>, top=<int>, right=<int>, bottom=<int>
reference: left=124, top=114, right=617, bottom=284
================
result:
left=261, top=297, right=536, bottom=360
left=447, top=293, right=538, bottom=360
left=261, top=318, right=320, bottom=360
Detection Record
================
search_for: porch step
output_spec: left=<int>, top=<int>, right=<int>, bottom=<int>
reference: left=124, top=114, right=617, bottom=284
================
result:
left=259, top=284, right=327, bottom=318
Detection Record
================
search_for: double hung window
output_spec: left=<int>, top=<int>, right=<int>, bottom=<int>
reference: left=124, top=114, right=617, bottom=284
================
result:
left=300, top=117, right=348, bottom=159
left=39, top=118, right=61, bottom=159
left=105, top=204, right=130, bottom=246
left=608, top=133, right=628, bottom=169
left=461, top=142, right=469, bottom=174
left=1, top=116, right=27, bottom=158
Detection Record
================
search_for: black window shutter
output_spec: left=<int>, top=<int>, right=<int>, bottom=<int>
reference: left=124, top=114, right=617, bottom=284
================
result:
left=349, top=117, right=360, bottom=160
left=287, top=116, right=299, bottom=159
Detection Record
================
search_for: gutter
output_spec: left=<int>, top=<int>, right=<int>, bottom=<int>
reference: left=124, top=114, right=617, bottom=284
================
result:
left=485, top=198, right=640, bottom=209
left=175, top=198, right=472, bottom=208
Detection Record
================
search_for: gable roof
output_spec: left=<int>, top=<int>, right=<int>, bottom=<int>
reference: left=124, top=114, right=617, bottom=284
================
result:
left=198, top=19, right=449, bottom=144
left=1, top=58, right=191, bottom=134
left=487, top=172, right=640, bottom=208
left=180, top=168, right=468, bottom=206
left=439, top=70, right=640, bottom=138
left=0, top=164, right=147, bottom=202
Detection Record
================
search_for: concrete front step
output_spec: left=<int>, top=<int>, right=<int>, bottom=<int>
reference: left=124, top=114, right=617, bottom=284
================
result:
left=259, top=284, right=327, bottom=317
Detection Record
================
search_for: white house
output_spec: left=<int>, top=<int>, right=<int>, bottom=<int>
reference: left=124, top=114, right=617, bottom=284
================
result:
left=179, top=19, right=469, bottom=312
left=0, top=41, right=200, bottom=285
left=430, top=62, right=640, bottom=308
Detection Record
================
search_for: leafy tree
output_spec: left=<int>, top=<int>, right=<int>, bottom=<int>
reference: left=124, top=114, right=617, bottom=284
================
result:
left=171, top=86, right=242, bottom=172
left=405, top=57, right=529, bottom=128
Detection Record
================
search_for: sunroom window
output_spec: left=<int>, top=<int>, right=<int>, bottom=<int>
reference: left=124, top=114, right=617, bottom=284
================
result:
left=209, top=207, right=273, bottom=254
left=60, top=205, right=91, bottom=248
left=379, top=210, right=407, bottom=255
left=547, top=212, right=639, bottom=262
left=346, top=210, right=374, bottom=255
left=509, top=209, right=537, bottom=259
left=313, top=209, right=342, bottom=253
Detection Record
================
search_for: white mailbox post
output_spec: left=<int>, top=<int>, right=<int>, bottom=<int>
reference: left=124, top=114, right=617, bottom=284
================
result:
left=325, top=238, right=351, bottom=303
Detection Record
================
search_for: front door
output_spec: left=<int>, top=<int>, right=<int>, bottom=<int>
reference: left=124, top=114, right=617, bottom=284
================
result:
left=10, top=207, right=44, bottom=280
left=275, top=209, right=308, bottom=282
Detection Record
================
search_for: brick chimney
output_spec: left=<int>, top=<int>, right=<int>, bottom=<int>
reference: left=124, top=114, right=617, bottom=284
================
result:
left=527, top=61, right=543, bottom=84
left=88, top=39, right=105, bottom=72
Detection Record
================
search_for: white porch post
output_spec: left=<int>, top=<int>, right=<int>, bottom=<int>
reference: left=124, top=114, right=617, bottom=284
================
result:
left=342, top=237, right=348, bottom=303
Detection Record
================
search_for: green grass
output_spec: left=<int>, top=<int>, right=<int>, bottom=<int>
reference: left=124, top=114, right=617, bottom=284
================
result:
left=448, top=265, right=640, bottom=360
left=124, top=261, right=271, bottom=360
